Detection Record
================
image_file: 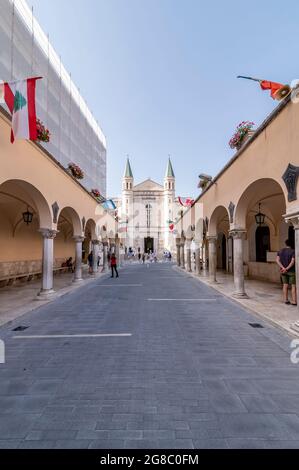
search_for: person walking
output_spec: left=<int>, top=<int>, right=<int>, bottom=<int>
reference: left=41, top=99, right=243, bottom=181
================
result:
left=276, top=239, right=297, bottom=305
left=110, top=253, right=119, bottom=278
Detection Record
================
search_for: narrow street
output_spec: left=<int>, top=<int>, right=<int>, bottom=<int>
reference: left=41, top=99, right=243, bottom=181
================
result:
left=0, top=264, right=299, bottom=449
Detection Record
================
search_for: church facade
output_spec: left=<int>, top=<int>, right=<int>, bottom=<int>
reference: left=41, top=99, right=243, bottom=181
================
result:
left=113, top=159, right=182, bottom=255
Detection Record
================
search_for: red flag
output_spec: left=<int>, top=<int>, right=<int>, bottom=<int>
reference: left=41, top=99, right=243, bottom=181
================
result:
left=260, top=80, right=285, bottom=99
left=178, top=197, right=194, bottom=207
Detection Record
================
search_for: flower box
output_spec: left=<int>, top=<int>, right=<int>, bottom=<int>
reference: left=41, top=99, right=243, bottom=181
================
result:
left=229, top=121, right=255, bottom=150
left=36, top=118, right=50, bottom=142
left=68, top=163, right=84, bottom=180
left=91, top=188, right=101, bottom=201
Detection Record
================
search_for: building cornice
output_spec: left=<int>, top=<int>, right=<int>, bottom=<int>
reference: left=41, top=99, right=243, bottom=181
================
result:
left=175, top=95, right=292, bottom=225
left=0, top=105, right=101, bottom=204
left=194, top=95, right=292, bottom=205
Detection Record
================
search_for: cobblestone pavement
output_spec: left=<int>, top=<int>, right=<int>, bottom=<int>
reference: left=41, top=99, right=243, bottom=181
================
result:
left=0, top=263, right=299, bottom=449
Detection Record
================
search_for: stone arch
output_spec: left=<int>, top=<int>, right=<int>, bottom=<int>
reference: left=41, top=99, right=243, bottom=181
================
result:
left=195, top=218, right=204, bottom=241
left=0, top=179, right=52, bottom=281
left=0, top=179, right=52, bottom=229
left=185, top=224, right=194, bottom=240
left=57, top=207, right=82, bottom=238
left=84, top=218, right=97, bottom=240
left=235, top=178, right=287, bottom=230
left=209, top=205, right=230, bottom=237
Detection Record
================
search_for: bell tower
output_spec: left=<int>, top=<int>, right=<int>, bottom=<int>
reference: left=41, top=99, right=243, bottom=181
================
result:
left=164, top=157, right=175, bottom=251
left=122, top=158, right=134, bottom=248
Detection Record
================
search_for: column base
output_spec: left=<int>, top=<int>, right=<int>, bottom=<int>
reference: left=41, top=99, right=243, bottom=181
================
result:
left=209, top=279, right=218, bottom=284
left=36, top=289, right=56, bottom=301
left=232, top=292, right=249, bottom=299
left=73, top=277, right=83, bottom=284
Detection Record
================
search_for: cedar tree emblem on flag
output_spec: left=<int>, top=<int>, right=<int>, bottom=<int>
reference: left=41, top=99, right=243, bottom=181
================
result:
left=0, top=77, right=42, bottom=143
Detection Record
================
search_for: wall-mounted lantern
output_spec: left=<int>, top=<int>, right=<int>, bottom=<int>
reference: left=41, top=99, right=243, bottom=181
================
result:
left=255, top=203, right=266, bottom=226
left=22, top=208, right=33, bottom=225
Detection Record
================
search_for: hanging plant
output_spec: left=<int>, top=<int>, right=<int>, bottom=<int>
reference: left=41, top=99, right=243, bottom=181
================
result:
left=36, top=118, right=50, bottom=142
left=91, top=188, right=101, bottom=199
left=229, top=121, right=255, bottom=150
left=68, top=162, right=84, bottom=179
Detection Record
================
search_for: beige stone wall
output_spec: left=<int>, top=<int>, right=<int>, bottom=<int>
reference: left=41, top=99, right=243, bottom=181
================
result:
left=0, top=109, right=107, bottom=276
left=196, top=98, right=299, bottom=224
left=177, top=97, right=299, bottom=283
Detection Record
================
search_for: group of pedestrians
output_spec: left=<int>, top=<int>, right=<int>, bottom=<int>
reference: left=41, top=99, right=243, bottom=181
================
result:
left=87, top=250, right=119, bottom=278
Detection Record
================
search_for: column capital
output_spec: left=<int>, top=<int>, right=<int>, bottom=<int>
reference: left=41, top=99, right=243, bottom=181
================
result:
left=175, top=237, right=181, bottom=246
left=229, top=229, right=247, bottom=240
left=73, top=236, right=85, bottom=243
left=284, top=212, right=299, bottom=230
left=207, top=235, right=217, bottom=244
left=39, top=229, right=58, bottom=239
left=92, top=239, right=100, bottom=245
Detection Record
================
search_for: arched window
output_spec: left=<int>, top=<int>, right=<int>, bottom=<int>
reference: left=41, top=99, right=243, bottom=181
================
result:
left=145, top=204, right=152, bottom=228
left=256, top=226, right=270, bottom=262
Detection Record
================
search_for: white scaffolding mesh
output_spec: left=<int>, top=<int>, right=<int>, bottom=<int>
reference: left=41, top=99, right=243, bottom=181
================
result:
left=0, top=0, right=107, bottom=196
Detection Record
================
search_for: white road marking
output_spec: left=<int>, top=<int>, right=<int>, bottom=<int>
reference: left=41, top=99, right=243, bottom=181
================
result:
left=13, top=333, right=132, bottom=339
left=102, top=284, right=143, bottom=287
left=147, top=298, right=217, bottom=301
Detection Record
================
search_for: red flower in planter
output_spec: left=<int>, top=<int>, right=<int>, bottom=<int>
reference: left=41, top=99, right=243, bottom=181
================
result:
left=229, top=121, right=255, bottom=149
left=36, top=118, right=50, bottom=142
left=68, top=163, right=84, bottom=179
left=91, top=188, right=101, bottom=198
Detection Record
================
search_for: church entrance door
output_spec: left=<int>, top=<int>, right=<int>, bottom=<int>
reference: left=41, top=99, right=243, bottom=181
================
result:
left=144, top=237, right=154, bottom=253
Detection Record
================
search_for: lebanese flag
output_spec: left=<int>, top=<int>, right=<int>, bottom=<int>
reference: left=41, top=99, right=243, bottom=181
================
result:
left=0, top=81, right=15, bottom=112
left=9, top=78, right=40, bottom=143
left=178, top=196, right=194, bottom=207
left=260, top=80, right=285, bottom=99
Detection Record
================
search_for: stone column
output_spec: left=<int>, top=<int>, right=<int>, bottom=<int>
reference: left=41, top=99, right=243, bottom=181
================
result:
left=109, top=239, right=115, bottom=254
left=207, top=236, right=217, bottom=283
left=102, top=241, right=108, bottom=271
left=91, top=240, right=99, bottom=274
left=180, top=239, right=186, bottom=269
left=230, top=230, right=248, bottom=298
left=285, top=215, right=299, bottom=328
left=176, top=238, right=181, bottom=267
left=73, top=236, right=84, bottom=283
left=227, top=236, right=233, bottom=273
left=194, top=240, right=201, bottom=276
left=115, top=236, right=120, bottom=263
left=186, top=239, right=192, bottom=272
left=37, top=229, right=58, bottom=300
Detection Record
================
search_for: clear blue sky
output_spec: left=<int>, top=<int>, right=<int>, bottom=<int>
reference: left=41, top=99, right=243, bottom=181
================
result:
left=29, top=0, right=299, bottom=197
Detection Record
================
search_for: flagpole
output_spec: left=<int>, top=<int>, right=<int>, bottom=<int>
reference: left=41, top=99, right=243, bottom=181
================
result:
left=57, top=55, right=62, bottom=162
left=46, top=33, right=50, bottom=131
left=31, top=6, right=34, bottom=75
left=69, top=73, right=72, bottom=161
left=10, top=0, right=15, bottom=80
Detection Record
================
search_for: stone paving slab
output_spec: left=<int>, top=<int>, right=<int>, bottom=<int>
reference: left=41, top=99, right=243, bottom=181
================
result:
left=0, top=263, right=299, bottom=449
left=179, top=266, right=299, bottom=337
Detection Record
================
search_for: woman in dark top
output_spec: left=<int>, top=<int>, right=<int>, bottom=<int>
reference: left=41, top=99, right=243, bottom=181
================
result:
left=110, top=253, right=119, bottom=278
